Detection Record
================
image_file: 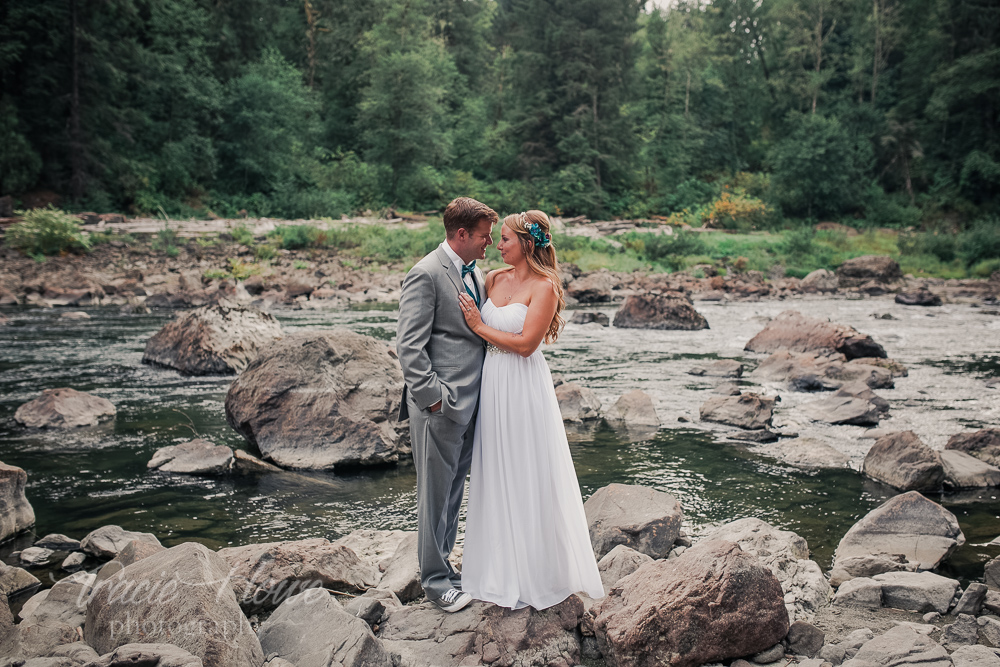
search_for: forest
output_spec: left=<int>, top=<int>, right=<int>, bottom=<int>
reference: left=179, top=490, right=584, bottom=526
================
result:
left=0, top=0, right=998, bottom=232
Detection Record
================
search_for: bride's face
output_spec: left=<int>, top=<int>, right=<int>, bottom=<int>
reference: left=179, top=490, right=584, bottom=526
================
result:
left=497, top=224, right=526, bottom=266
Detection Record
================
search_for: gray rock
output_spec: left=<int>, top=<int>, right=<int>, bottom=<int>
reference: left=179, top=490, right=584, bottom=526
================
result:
left=0, top=461, right=36, bottom=542
left=952, top=646, right=1000, bottom=667
left=702, top=518, right=830, bottom=621
left=85, top=542, right=264, bottom=667
left=607, top=389, right=660, bottom=429
left=1, top=593, right=20, bottom=659
left=753, top=437, right=850, bottom=469
left=985, top=591, right=1000, bottom=614
left=862, top=431, right=944, bottom=491
left=829, top=553, right=916, bottom=588
left=19, top=590, right=49, bottom=621
left=378, top=597, right=584, bottom=667
left=225, top=330, right=405, bottom=470
left=802, top=394, right=881, bottom=426
left=569, top=311, right=610, bottom=326
left=613, top=293, right=709, bottom=330
left=375, top=532, right=421, bottom=603
left=873, top=571, right=960, bottom=614
left=952, top=583, right=989, bottom=616
left=142, top=304, right=282, bottom=375
left=941, top=450, right=1000, bottom=488
left=688, top=359, right=744, bottom=378
left=942, top=614, right=979, bottom=650
left=836, top=256, right=903, bottom=288
left=896, top=290, right=942, bottom=307
left=147, top=439, right=234, bottom=475
left=923, top=612, right=941, bottom=623
left=17, top=573, right=95, bottom=658
left=10, top=641, right=101, bottom=666
left=714, top=382, right=743, bottom=395
left=700, top=393, right=776, bottom=430
left=947, top=429, right=1000, bottom=467
left=231, top=449, right=281, bottom=473
left=820, top=644, right=847, bottom=666
left=342, top=596, right=386, bottom=626
left=801, top=269, right=839, bottom=293
left=584, top=483, right=684, bottom=559
left=597, top=545, right=653, bottom=589
left=834, top=381, right=891, bottom=412
left=259, top=589, right=391, bottom=667
left=987, top=557, right=1000, bottom=589
left=567, top=272, right=614, bottom=303
left=333, top=529, right=409, bottom=574
left=86, top=643, right=204, bottom=666
left=979, top=616, right=1000, bottom=647
left=833, top=577, right=882, bottom=609
left=19, top=547, right=54, bottom=566
left=60, top=311, right=90, bottom=320
left=555, top=382, right=603, bottom=422
left=33, top=535, right=80, bottom=551
left=80, top=525, right=161, bottom=559
left=744, top=310, right=886, bottom=359
left=785, top=620, right=825, bottom=657
left=839, top=625, right=949, bottom=667
left=13, top=388, right=116, bottom=429
left=752, top=643, right=786, bottom=663
left=0, top=561, right=41, bottom=597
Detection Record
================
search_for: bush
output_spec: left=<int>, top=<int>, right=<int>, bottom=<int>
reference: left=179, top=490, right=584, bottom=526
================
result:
left=898, top=231, right=956, bottom=262
left=5, top=207, right=92, bottom=257
left=698, top=189, right=772, bottom=231
left=269, top=224, right=318, bottom=250
left=958, top=217, right=1000, bottom=268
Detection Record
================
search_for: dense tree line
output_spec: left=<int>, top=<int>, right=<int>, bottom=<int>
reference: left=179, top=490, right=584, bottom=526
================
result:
left=0, top=0, right=997, bottom=226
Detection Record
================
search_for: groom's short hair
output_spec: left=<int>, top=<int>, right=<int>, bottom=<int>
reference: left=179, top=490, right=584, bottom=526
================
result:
left=443, top=197, right=498, bottom=238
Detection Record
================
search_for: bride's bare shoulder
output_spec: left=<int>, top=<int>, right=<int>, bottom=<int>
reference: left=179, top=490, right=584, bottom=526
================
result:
left=486, top=267, right=513, bottom=290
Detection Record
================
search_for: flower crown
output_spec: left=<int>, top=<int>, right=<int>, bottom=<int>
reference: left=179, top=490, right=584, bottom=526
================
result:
left=525, top=216, right=552, bottom=249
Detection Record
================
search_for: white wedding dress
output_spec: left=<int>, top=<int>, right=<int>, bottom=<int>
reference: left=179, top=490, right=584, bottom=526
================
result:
left=462, top=298, right=605, bottom=610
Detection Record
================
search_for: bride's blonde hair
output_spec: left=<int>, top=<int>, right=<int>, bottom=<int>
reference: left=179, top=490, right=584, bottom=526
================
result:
left=502, top=210, right=565, bottom=343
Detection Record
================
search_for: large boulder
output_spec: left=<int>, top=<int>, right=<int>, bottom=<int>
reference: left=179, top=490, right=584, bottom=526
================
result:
left=873, top=571, right=961, bottom=614
left=699, top=393, right=775, bottom=430
left=744, top=310, right=886, bottom=359
left=752, top=437, right=850, bottom=469
left=225, top=330, right=405, bottom=470
left=378, top=597, right=584, bottom=667
left=16, top=572, right=94, bottom=658
left=142, top=304, right=282, bottom=376
left=567, top=271, right=614, bottom=303
left=687, top=359, right=744, bottom=378
left=836, top=255, right=903, bottom=288
left=702, top=518, right=831, bottom=621
left=862, top=431, right=945, bottom=491
left=258, top=589, right=392, bottom=667
left=591, top=540, right=789, bottom=667
left=375, top=532, right=422, bottom=603
left=80, top=525, right=161, bottom=559
left=895, top=290, right=942, bottom=307
left=607, top=390, right=660, bottom=429
left=14, top=388, right=116, bottom=428
left=946, top=429, right=1000, bottom=467
left=833, top=491, right=965, bottom=578
left=555, top=382, right=602, bottom=422
left=85, top=542, right=264, bottom=667
left=613, top=293, right=709, bottom=330
left=941, top=450, right=1000, bottom=488
left=750, top=351, right=892, bottom=391
left=802, top=393, right=882, bottom=426
left=0, top=561, right=40, bottom=597
left=839, top=625, right=950, bottom=667
left=800, top=269, right=839, bottom=293
left=584, top=484, right=683, bottom=559
left=147, top=439, right=234, bottom=475
left=216, top=538, right=380, bottom=611
left=0, top=461, right=35, bottom=542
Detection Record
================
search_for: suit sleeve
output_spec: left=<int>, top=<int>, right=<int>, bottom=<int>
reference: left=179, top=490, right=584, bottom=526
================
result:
left=396, top=266, right=444, bottom=410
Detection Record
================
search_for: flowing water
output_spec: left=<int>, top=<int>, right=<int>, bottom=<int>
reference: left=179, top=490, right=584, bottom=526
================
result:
left=1, top=296, right=999, bottom=596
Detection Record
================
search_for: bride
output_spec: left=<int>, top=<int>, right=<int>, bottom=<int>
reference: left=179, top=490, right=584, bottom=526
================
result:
left=457, top=210, right=604, bottom=610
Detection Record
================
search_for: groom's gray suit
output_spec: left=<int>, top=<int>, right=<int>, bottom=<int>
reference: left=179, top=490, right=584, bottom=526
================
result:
left=396, top=242, right=486, bottom=602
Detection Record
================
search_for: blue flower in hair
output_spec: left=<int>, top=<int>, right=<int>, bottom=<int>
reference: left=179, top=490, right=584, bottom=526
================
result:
left=527, top=221, right=551, bottom=249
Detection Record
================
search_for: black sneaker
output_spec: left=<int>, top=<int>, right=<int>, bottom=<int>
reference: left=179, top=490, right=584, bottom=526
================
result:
left=433, top=588, right=472, bottom=613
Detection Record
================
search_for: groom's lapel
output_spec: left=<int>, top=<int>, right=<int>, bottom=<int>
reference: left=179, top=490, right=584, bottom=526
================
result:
left=475, top=267, right=486, bottom=303
left=435, top=244, right=464, bottom=295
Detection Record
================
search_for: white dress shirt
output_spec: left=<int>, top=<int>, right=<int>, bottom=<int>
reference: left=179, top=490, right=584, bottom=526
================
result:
left=443, top=240, right=478, bottom=300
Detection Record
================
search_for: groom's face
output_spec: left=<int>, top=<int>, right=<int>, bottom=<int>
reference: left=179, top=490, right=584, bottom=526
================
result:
left=455, top=218, right=495, bottom=263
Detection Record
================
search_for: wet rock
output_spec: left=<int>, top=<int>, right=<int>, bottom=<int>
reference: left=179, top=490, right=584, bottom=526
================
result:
left=946, top=429, right=1000, bottom=467
left=753, top=437, right=850, bottom=469
left=801, top=269, right=839, bottom=293
left=86, top=542, right=264, bottom=666
left=19, top=547, right=54, bottom=566
left=613, top=293, right=709, bottom=330
left=785, top=620, right=824, bottom=657
left=142, top=304, right=282, bottom=376
left=834, top=381, right=890, bottom=413
left=750, top=352, right=892, bottom=392
left=555, top=382, right=602, bottom=422
left=862, top=431, right=945, bottom=492
left=61, top=552, right=86, bottom=571
left=835, top=256, right=903, bottom=288
left=607, top=390, right=660, bottom=429
left=727, top=429, right=779, bottom=443
left=688, top=359, right=744, bottom=377
left=951, top=646, right=1000, bottom=667
left=33, top=534, right=80, bottom=551
left=702, top=518, right=831, bottom=621
left=744, top=310, right=886, bottom=359
left=0, top=461, right=35, bottom=542
left=80, top=525, right=161, bottom=559
left=0, top=561, right=40, bottom=597
left=258, top=589, right=392, bottom=667
left=231, top=449, right=281, bottom=473
left=833, top=577, right=882, bottom=609
left=225, top=330, right=405, bottom=470
left=839, top=625, right=949, bottom=667
left=895, top=290, right=942, bottom=307
left=147, top=439, right=234, bottom=475
left=375, top=532, right=421, bottom=603
left=591, top=540, right=789, bottom=667
left=942, top=614, right=979, bottom=649
left=833, top=491, right=964, bottom=576
left=941, top=450, right=1000, bottom=488
left=802, top=393, right=882, bottom=426
left=952, top=583, right=988, bottom=616
left=86, top=643, right=204, bottom=666
left=60, top=311, right=90, bottom=320
left=874, top=571, right=960, bottom=613
left=570, top=311, right=610, bottom=326
left=584, top=483, right=683, bottom=559
left=378, top=597, right=584, bottom=667
left=851, top=357, right=908, bottom=377
left=14, top=388, right=116, bottom=428
left=829, top=554, right=916, bottom=588
left=216, top=537, right=380, bottom=611
left=699, top=393, right=775, bottom=430
left=597, top=545, right=653, bottom=589
left=567, top=271, right=614, bottom=303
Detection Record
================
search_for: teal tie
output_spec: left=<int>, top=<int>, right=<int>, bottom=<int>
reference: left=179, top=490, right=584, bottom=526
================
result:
left=461, top=262, right=480, bottom=308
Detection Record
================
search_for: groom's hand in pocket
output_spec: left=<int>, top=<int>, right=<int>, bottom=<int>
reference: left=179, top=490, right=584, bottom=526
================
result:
left=429, top=400, right=442, bottom=413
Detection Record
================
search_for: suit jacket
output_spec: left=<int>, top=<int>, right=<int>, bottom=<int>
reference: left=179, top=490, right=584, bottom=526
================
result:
left=396, top=242, right=487, bottom=425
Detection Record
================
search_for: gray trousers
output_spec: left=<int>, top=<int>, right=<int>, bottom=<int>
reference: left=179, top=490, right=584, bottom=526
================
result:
left=407, top=394, right=476, bottom=601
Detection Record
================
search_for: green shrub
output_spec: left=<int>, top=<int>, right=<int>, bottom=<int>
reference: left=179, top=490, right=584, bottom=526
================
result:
left=231, top=224, right=255, bottom=246
left=958, top=217, right=1000, bottom=268
left=269, top=224, right=318, bottom=250
left=5, top=206, right=92, bottom=257
left=971, top=258, right=1000, bottom=277
left=898, top=231, right=957, bottom=262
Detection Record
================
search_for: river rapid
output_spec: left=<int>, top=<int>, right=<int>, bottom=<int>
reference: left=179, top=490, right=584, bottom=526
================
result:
left=1, top=296, right=998, bottom=591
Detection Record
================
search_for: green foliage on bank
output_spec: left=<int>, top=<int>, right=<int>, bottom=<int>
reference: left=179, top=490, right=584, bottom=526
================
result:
left=4, top=207, right=91, bottom=258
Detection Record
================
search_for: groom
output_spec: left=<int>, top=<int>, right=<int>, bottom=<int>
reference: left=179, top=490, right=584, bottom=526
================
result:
left=396, top=197, right=498, bottom=613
